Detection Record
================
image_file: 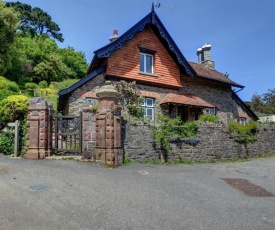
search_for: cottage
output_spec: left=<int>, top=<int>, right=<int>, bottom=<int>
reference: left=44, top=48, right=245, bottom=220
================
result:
left=58, top=5, right=258, bottom=124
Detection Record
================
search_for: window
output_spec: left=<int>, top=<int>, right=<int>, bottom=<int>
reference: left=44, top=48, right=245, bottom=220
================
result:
left=237, top=118, right=246, bottom=125
left=85, top=98, right=98, bottom=105
left=140, top=53, right=153, bottom=74
left=141, top=97, right=154, bottom=122
left=205, top=108, right=216, bottom=115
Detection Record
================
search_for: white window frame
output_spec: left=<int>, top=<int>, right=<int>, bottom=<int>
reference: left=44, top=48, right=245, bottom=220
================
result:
left=205, top=108, right=216, bottom=115
left=237, top=118, right=246, bottom=125
left=85, top=97, right=98, bottom=105
left=140, top=53, right=153, bottom=74
left=141, top=97, right=154, bottom=122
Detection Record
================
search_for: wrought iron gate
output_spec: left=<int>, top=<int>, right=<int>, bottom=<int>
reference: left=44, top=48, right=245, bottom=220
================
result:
left=53, top=113, right=82, bottom=155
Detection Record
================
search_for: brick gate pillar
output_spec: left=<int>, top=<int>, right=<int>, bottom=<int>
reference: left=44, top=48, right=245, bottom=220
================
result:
left=94, top=81, right=122, bottom=167
left=24, top=98, right=53, bottom=159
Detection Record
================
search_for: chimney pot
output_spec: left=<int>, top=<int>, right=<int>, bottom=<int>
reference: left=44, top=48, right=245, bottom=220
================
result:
left=197, top=43, right=215, bottom=70
left=109, top=29, right=119, bottom=42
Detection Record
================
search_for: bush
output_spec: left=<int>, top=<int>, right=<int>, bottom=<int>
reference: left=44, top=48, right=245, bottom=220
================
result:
left=0, top=89, right=13, bottom=101
left=37, top=87, right=57, bottom=96
left=0, top=95, right=29, bottom=123
left=39, top=80, right=48, bottom=88
left=0, top=127, right=14, bottom=155
left=228, top=121, right=258, bottom=143
left=0, top=76, right=8, bottom=89
left=7, top=81, right=20, bottom=92
left=25, top=83, right=38, bottom=89
left=199, top=114, right=219, bottom=123
left=153, top=114, right=199, bottom=155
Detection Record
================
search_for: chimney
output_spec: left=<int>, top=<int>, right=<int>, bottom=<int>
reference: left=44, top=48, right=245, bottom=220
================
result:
left=109, top=29, right=119, bottom=42
left=197, top=43, right=215, bottom=70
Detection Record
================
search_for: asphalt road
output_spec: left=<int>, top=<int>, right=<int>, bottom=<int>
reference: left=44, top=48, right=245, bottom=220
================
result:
left=0, top=155, right=274, bottom=230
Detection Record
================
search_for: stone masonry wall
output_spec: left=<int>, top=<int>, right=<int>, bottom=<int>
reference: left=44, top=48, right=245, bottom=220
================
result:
left=179, top=76, right=236, bottom=123
left=123, top=122, right=275, bottom=162
left=66, top=73, right=105, bottom=115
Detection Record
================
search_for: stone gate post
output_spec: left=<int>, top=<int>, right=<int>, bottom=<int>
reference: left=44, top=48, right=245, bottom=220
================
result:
left=24, top=98, right=53, bottom=159
left=94, top=81, right=122, bottom=167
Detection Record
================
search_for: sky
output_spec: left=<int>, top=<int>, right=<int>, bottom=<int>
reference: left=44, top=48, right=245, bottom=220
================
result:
left=7, top=0, right=275, bottom=101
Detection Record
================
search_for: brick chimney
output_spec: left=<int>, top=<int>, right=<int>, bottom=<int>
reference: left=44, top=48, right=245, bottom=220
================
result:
left=197, top=43, right=215, bottom=70
left=109, top=29, right=119, bottom=42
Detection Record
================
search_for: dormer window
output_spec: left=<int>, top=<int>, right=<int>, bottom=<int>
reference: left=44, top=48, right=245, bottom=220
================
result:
left=140, top=53, right=153, bottom=74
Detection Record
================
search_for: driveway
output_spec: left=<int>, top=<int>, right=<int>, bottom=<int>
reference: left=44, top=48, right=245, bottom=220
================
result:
left=0, top=155, right=274, bottom=230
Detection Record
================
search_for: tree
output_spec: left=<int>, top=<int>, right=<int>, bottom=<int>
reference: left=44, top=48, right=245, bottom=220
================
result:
left=6, top=1, right=64, bottom=42
left=0, top=0, right=19, bottom=74
left=262, top=89, right=275, bottom=114
left=250, top=94, right=265, bottom=114
left=59, top=47, right=88, bottom=79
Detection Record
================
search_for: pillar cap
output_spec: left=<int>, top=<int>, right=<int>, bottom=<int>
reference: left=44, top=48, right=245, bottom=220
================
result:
left=96, top=81, right=121, bottom=99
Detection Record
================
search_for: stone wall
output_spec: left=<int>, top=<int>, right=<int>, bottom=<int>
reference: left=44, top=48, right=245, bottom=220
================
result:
left=66, top=73, right=105, bottom=115
left=179, top=76, right=242, bottom=123
left=123, top=122, right=275, bottom=162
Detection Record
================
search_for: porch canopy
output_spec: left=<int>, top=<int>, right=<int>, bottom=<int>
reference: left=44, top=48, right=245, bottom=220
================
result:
left=160, top=93, right=215, bottom=108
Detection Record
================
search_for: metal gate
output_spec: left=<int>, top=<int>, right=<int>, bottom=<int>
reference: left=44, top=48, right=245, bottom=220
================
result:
left=53, top=113, right=82, bottom=155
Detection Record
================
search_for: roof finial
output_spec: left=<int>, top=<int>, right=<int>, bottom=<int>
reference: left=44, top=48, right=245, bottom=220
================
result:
left=151, top=1, right=155, bottom=12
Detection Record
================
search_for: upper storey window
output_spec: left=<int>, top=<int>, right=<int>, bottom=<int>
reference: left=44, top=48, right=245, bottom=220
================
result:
left=140, top=53, right=153, bottom=74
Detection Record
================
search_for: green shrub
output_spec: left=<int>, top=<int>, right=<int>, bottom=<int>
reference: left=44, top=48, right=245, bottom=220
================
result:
left=0, top=76, right=8, bottom=90
left=25, top=83, right=38, bottom=89
left=228, top=121, right=258, bottom=143
left=7, top=81, right=20, bottom=92
left=199, top=114, right=219, bottom=123
left=38, top=80, right=48, bottom=88
left=153, top=114, right=199, bottom=155
left=0, top=95, right=29, bottom=123
left=0, top=128, right=14, bottom=155
left=0, top=89, right=13, bottom=101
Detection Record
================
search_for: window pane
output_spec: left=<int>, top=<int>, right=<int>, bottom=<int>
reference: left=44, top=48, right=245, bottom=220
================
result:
left=146, top=98, right=153, bottom=107
left=140, top=54, right=144, bottom=72
left=146, top=108, right=153, bottom=120
left=145, top=55, right=152, bottom=73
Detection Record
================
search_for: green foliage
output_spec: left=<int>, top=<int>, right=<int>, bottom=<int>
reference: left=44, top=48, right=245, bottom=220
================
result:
left=58, top=46, right=88, bottom=79
left=25, top=82, right=38, bottom=89
left=51, top=79, right=79, bottom=91
left=0, top=95, right=29, bottom=123
left=153, top=114, right=199, bottom=155
left=123, top=157, right=134, bottom=166
left=250, top=89, right=275, bottom=115
left=199, top=114, right=220, bottom=123
left=0, top=76, right=19, bottom=100
left=7, top=80, right=19, bottom=92
left=38, top=80, right=48, bottom=88
left=0, top=127, right=14, bottom=154
left=0, top=76, right=8, bottom=89
left=228, top=121, right=258, bottom=143
left=0, top=1, right=19, bottom=74
left=6, top=1, right=64, bottom=42
left=113, top=81, right=142, bottom=116
left=0, top=89, right=13, bottom=101
left=91, top=103, right=98, bottom=112
left=5, top=34, right=87, bottom=84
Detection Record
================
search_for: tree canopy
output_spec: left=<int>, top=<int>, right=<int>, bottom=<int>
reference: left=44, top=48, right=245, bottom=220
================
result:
left=6, top=1, right=64, bottom=42
left=249, top=89, right=275, bottom=115
left=5, top=36, right=88, bottom=84
left=0, top=1, right=19, bottom=74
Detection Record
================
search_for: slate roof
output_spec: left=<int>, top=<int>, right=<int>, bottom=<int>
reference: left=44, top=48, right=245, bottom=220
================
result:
left=160, top=93, right=215, bottom=108
left=189, top=62, right=244, bottom=88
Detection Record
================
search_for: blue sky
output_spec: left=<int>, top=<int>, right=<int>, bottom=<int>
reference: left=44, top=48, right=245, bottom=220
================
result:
left=9, top=0, right=275, bottom=101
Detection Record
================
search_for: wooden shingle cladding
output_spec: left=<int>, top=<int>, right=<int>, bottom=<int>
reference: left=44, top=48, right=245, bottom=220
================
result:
left=106, top=26, right=181, bottom=88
